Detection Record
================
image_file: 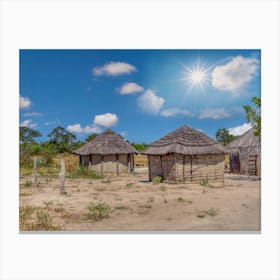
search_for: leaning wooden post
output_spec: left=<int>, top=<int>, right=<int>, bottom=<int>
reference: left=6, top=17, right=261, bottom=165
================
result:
left=59, top=159, right=67, bottom=195
left=33, top=157, right=38, bottom=187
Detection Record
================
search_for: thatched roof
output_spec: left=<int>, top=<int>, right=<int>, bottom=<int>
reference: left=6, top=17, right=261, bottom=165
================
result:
left=73, top=129, right=138, bottom=156
left=142, top=125, right=229, bottom=155
left=226, top=128, right=260, bottom=149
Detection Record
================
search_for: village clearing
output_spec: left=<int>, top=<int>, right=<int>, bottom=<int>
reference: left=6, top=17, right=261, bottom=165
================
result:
left=19, top=167, right=260, bottom=231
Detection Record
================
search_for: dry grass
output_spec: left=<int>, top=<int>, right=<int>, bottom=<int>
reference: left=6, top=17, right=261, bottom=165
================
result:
left=134, top=155, right=148, bottom=167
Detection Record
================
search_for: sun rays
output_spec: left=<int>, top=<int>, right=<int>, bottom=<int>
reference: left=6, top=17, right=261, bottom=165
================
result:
left=181, top=58, right=211, bottom=92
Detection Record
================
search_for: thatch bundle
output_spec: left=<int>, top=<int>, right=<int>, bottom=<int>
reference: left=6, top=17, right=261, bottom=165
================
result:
left=142, top=125, right=228, bottom=155
left=73, top=129, right=137, bottom=156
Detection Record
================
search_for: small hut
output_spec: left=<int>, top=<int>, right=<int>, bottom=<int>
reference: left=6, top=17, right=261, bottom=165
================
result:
left=226, top=128, right=261, bottom=176
left=73, top=129, right=137, bottom=175
left=142, top=125, right=228, bottom=187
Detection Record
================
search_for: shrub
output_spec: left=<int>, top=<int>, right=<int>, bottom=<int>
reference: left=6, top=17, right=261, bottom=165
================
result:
left=87, top=202, right=111, bottom=221
left=200, top=179, right=208, bottom=186
left=34, top=210, right=59, bottom=230
left=152, top=176, right=162, bottom=183
left=196, top=208, right=218, bottom=219
left=24, top=180, right=32, bottom=187
left=176, top=197, right=185, bottom=203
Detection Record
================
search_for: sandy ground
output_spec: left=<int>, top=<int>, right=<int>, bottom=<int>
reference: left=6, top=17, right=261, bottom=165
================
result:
left=19, top=168, right=261, bottom=231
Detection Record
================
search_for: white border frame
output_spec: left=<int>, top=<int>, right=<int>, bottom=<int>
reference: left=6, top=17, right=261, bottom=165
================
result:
left=1, top=1, right=279, bottom=279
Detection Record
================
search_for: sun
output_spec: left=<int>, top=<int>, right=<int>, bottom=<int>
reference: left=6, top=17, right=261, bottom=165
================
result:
left=181, top=59, right=210, bottom=92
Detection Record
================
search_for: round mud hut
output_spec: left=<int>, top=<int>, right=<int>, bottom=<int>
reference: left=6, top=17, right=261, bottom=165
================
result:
left=142, top=125, right=228, bottom=187
left=73, top=129, right=138, bottom=175
left=226, top=128, right=261, bottom=176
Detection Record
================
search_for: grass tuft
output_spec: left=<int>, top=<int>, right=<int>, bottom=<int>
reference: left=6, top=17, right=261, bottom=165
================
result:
left=87, top=202, right=111, bottom=221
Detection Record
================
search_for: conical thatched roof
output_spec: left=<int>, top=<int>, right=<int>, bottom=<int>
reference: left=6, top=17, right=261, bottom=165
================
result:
left=142, top=125, right=228, bottom=155
left=73, top=129, right=138, bottom=156
left=226, top=128, right=260, bottom=149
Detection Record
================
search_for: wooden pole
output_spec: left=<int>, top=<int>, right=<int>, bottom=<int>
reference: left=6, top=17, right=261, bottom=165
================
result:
left=116, top=154, right=119, bottom=175
left=59, top=159, right=66, bottom=195
left=33, top=157, right=38, bottom=187
left=101, top=156, right=104, bottom=175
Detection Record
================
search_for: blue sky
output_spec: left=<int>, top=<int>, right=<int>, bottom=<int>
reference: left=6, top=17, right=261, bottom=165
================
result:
left=19, top=49, right=260, bottom=143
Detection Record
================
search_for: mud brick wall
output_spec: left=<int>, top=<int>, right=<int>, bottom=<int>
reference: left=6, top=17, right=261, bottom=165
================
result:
left=148, top=153, right=225, bottom=187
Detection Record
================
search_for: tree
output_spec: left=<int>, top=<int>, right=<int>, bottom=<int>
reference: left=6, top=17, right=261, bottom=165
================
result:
left=243, top=97, right=261, bottom=137
left=215, top=128, right=236, bottom=146
left=85, top=133, right=98, bottom=142
left=130, top=142, right=148, bottom=151
left=47, top=126, right=76, bottom=153
left=20, top=127, right=42, bottom=144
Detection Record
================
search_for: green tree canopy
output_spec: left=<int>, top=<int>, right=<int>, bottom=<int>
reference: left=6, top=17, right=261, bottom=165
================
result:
left=130, top=143, right=148, bottom=151
left=47, top=126, right=76, bottom=153
left=243, top=97, right=261, bottom=137
left=85, top=133, right=99, bottom=142
left=215, top=128, right=236, bottom=146
left=20, top=127, right=42, bottom=144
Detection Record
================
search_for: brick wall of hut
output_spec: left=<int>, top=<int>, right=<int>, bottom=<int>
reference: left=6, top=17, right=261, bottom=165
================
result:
left=229, top=146, right=261, bottom=176
left=148, top=153, right=225, bottom=187
left=80, top=154, right=133, bottom=174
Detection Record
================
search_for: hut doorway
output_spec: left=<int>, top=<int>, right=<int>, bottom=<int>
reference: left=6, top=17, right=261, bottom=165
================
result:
left=248, top=155, right=257, bottom=175
left=230, top=154, right=240, bottom=173
left=161, top=154, right=177, bottom=181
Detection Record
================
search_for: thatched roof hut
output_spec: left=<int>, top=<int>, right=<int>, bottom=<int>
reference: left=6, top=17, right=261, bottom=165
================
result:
left=226, top=128, right=261, bottom=175
left=73, top=129, right=137, bottom=175
left=142, top=125, right=228, bottom=186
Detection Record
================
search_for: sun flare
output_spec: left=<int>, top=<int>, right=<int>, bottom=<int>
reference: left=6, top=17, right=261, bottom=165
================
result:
left=181, top=59, right=210, bottom=92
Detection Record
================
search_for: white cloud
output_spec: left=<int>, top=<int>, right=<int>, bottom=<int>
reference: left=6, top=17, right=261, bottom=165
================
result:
left=84, top=125, right=102, bottom=134
left=120, top=131, right=127, bottom=138
left=228, top=123, right=252, bottom=136
left=211, top=56, right=259, bottom=92
left=19, top=95, right=31, bottom=109
left=94, top=113, right=118, bottom=127
left=118, top=82, right=144, bottom=95
left=20, top=119, right=37, bottom=128
left=198, top=108, right=231, bottom=119
left=67, top=123, right=102, bottom=134
left=160, top=108, right=193, bottom=117
left=67, top=124, right=84, bottom=133
left=23, top=112, right=42, bottom=117
left=92, top=62, right=136, bottom=76
left=138, top=89, right=165, bottom=115
left=44, top=121, right=57, bottom=126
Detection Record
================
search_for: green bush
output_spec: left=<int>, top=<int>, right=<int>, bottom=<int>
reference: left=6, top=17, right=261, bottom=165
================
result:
left=87, top=203, right=111, bottom=221
left=24, top=180, right=32, bottom=187
left=152, top=176, right=162, bottom=183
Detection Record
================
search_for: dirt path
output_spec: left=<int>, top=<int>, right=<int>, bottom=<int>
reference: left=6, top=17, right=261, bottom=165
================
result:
left=19, top=169, right=261, bottom=231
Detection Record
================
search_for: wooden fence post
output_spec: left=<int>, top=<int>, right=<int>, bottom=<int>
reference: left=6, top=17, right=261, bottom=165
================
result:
left=59, top=159, right=67, bottom=195
left=33, top=157, right=38, bottom=187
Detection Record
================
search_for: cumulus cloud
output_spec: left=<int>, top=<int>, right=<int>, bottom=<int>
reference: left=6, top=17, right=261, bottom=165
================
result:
left=211, top=56, right=259, bottom=92
left=94, top=113, right=118, bottom=127
left=92, top=62, right=136, bottom=76
left=67, top=123, right=102, bottom=134
left=160, top=108, right=193, bottom=117
left=228, top=123, right=252, bottom=136
left=138, top=89, right=165, bottom=115
left=198, top=108, right=231, bottom=119
left=23, top=112, right=42, bottom=117
left=20, top=119, right=37, bottom=128
left=19, top=95, right=31, bottom=109
left=118, top=82, right=144, bottom=95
